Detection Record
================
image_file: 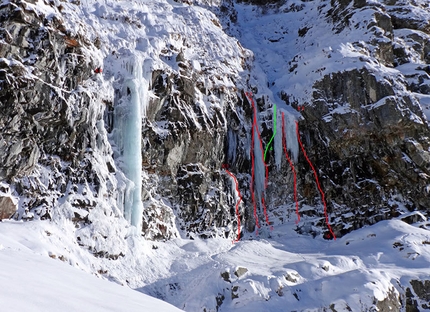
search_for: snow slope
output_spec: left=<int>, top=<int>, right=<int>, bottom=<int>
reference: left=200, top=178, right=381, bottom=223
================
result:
left=139, top=216, right=430, bottom=311
left=1, top=214, right=430, bottom=311
left=226, top=0, right=430, bottom=107
left=0, top=221, right=182, bottom=312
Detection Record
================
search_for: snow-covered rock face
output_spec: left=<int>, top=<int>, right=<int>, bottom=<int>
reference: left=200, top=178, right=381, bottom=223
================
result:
left=206, top=0, right=430, bottom=239
left=91, top=0, right=252, bottom=240
left=0, top=0, right=253, bottom=242
left=289, top=0, right=430, bottom=236
left=1, top=0, right=430, bottom=250
left=0, top=0, right=129, bottom=258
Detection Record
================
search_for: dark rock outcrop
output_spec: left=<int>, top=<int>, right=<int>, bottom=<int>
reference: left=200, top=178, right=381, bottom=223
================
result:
left=0, top=183, right=16, bottom=220
left=409, top=280, right=430, bottom=310
left=1, top=0, right=95, bottom=208
left=141, top=61, right=249, bottom=239
left=0, top=0, right=127, bottom=257
left=271, top=0, right=430, bottom=237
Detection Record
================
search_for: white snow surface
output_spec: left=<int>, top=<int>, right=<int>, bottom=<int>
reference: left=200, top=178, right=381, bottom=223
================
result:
left=0, top=221, right=182, bottom=312
left=1, top=216, right=430, bottom=311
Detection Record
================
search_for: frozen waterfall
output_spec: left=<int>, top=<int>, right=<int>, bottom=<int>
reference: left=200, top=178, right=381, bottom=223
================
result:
left=113, top=55, right=149, bottom=231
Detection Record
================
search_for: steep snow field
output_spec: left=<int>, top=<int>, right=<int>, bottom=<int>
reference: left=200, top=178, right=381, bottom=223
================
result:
left=228, top=0, right=430, bottom=120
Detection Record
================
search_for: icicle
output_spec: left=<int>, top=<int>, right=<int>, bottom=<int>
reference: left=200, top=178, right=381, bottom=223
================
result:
left=264, top=104, right=277, bottom=163
left=246, top=92, right=270, bottom=230
left=250, top=121, right=260, bottom=229
left=223, top=165, right=242, bottom=242
left=283, top=112, right=299, bottom=163
left=253, top=126, right=266, bottom=198
left=282, top=112, right=300, bottom=223
left=274, top=107, right=283, bottom=169
left=247, top=93, right=267, bottom=200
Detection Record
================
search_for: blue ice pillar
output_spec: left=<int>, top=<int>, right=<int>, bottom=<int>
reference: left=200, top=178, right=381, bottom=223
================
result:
left=114, top=56, right=147, bottom=231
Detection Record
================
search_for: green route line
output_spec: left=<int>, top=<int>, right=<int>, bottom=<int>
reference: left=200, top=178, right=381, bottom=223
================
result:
left=264, top=104, right=277, bottom=161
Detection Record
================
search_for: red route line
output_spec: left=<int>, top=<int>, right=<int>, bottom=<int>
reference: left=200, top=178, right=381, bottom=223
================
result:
left=245, top=92, right=270, bottom=229
left=295, top=121, right=336, bottom=240
left=281, top=113, right=300, bottom=223
left=224, top=167, right=242, bottom=242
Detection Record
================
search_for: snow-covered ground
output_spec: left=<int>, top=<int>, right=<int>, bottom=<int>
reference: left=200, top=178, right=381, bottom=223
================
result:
left=1, top=214, right=430, bottom=311
left=0, top=220, right=182, bottom=312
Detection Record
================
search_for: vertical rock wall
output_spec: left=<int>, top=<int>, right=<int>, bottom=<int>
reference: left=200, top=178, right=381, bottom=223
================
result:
left=245, top=0, right=430, bottom=237
left=0, top=0, right=129, bottom=259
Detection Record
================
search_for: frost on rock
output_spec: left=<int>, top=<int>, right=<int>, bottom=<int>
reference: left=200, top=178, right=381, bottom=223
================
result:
left=219, top=0, right=430, bottom=237
left=0, top=0, right=428, bottom=244
left=0, top=0, right=133, bottom=260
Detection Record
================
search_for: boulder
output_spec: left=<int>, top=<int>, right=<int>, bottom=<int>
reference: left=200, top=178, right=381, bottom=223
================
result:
left=0, top=196, right=17, bottom=220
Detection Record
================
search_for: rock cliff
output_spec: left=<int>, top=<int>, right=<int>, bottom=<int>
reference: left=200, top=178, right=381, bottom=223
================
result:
left=0, top=0, right=129, bottom=258
left=206, top=0, right=430, bottom=239
left=1, top=0, right=430, bottom=243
